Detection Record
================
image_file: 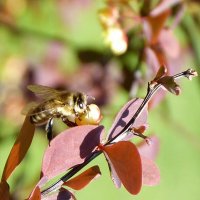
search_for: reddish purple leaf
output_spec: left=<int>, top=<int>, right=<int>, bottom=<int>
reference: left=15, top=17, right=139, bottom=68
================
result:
left=146, top=10, right=170, bottom=44
left=101, top=141, right=142, bottom=195
left=149, top=66, right=181, bottom=106
left=141, top=156, right=160, bottom=186
left=137, top=135, right=160, bottom=161
left=0, top=180, right=10, bottom=200
left=1, top=116, right=35, bottom=181
left=108, top=98, right=148, bottom=140
left=159, top=29, right=180, bottom=59
left=102, top=136, right=160, bottom=189
left=64, top=165, right=101, bottom=190
left=133, top=124, right=149, bottom=135
left=107, top=155, right=160, bottom=187
left=42, top=125, right=104, bottom=179
left=138, top=135, right=160, bottom=186
left=159, top=76, right=181, bottom=95
left=145, top=47, right=161, bottom=75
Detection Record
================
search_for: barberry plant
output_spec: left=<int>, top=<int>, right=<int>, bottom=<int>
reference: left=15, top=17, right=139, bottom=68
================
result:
left=0, top=66, right=197, bottom=200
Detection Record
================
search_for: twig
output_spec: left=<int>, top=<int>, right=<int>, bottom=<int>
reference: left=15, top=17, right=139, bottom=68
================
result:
left=41, top=68, right=197, bottom=197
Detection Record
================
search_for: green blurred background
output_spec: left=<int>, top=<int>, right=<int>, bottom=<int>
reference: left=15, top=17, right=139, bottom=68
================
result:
left=0, top=1, right=200, bottom=199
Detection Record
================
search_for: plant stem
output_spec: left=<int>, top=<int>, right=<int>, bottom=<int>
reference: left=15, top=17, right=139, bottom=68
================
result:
left=41, top=68, right=197, bottom=197
left=41, top=151, right=102, bottom=196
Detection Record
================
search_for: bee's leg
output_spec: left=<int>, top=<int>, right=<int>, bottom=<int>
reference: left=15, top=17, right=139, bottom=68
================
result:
left=45, top=118, right=54, bottom=145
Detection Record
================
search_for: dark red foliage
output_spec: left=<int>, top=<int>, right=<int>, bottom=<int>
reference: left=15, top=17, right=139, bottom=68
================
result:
left=0, top=0, right=197, bottom=199
left=63, top=165, right=101, bottom=190
left=138, top=135, right=160, bottom=186
left=108, top=98, right=148, bottom=140
left=1, top=116, right=35, bottom=181
left=152, top=65, right=167, bottom=82
left=138, top=135, right=160, bottom=161
left=146, top=10, right=171, bottom=45
left=100, top=141, right=142, bottom=195
left=140, top=156, right=160, bottom=186
left=0, top=180, right=10, bottom=200
left=41, top=125, right=104, bottom=180
left=151, top=66, right=181, bottom=95
left=158, top=76, right=181, bottom=95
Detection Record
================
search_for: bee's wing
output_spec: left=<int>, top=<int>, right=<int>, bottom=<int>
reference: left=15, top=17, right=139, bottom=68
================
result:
left=27, top=85, right=64, bottom=100
left=21, top=102, right=57, bottom=116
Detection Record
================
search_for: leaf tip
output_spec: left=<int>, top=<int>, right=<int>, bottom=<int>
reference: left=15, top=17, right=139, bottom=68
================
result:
left=174, top=85, right=181, bottom=95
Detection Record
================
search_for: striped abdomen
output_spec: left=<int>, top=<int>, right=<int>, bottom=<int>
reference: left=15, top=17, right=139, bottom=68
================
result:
left=30, top=104, right=58, bottom=126
left=30, top=112, right=52, bottom=125
left=29, top=102, right=73, bottom=126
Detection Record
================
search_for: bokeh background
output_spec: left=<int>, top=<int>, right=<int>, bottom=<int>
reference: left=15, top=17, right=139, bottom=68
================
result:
left=0, top=0, right=200, bottom=199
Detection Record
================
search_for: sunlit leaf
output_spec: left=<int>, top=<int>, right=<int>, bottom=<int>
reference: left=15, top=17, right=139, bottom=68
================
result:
left=42, top=125, right=104, bottom=179
left=101, top=141, right=142, bottom=195
left=0, top=180, right=10, bottom=200
left=141, top=156, right=160, bottom=186
left=108, top=98, right=148, bottom=140
left=138, top=135, right=160, bottom=186
left=64, top=165, right=101, bottom=190
left=137, top=135, right=160, bottom=161
left=1, top=116, right=35, bottom=181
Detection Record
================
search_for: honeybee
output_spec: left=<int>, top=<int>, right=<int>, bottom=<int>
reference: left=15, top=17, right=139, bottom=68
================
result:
left=22, top=85, right=101, bottom=142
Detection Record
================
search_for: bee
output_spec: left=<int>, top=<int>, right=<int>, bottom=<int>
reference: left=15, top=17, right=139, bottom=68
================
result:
left=22, top=85, right=96, bottom=142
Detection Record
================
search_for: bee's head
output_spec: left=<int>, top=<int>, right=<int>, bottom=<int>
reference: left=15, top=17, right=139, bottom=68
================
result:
left=74, top=92, right=87, bottom=115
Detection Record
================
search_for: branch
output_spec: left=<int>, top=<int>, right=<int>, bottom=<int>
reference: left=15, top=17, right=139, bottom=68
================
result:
left=41, top=68, right=197, bottom=197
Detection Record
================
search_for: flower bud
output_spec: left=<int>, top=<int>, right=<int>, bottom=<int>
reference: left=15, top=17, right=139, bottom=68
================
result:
left=105, top=26, right=128, bottom=55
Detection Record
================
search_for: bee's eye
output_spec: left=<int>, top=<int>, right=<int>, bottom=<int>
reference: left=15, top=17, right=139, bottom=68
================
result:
left=79, top=102, right=83, bottom=109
